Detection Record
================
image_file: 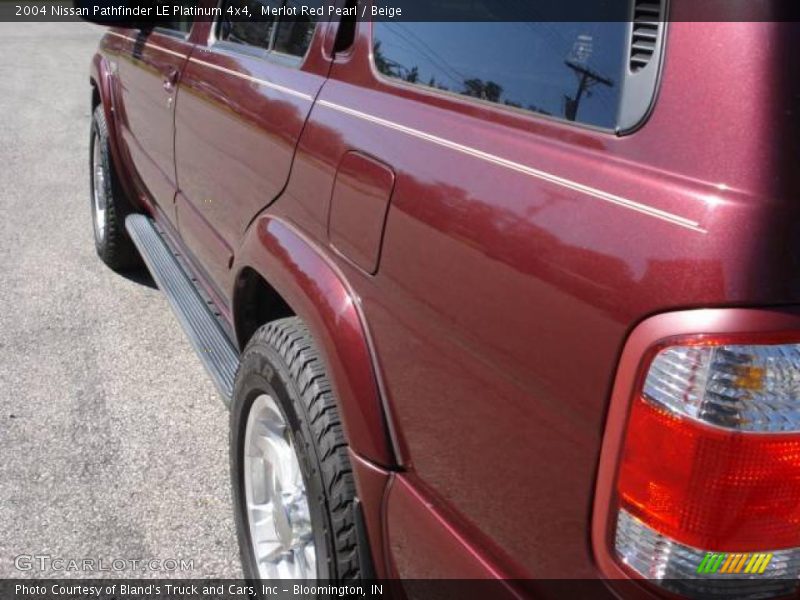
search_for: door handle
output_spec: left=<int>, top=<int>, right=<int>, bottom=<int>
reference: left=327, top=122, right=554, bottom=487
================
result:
left=163, top=67, right=179, bottom=92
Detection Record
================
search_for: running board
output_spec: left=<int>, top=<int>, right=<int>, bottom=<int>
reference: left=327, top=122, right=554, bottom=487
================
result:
left=125, top=214, right=238, bottom=404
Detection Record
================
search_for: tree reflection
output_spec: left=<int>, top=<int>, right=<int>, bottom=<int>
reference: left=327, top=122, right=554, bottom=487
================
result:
left=373, top=22, right=622, bottom=127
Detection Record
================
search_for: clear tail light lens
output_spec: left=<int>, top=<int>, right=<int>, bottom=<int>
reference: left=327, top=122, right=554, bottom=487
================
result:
left=643, top=343, right=800, bottom=432
left=612, top=337, right=800, bottom=597
left=615, top=510, right=800, bottom=599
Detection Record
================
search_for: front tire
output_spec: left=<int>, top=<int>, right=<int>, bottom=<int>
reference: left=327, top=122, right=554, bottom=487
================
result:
left=231, top=317, right=363, bottom=584
left=90, top=105, right=140, bottom=271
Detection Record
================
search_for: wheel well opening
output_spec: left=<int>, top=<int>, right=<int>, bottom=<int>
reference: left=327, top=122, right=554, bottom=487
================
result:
left=234, top=268, right=295, bottom=351
left=91, top=80, right=100, bottom=111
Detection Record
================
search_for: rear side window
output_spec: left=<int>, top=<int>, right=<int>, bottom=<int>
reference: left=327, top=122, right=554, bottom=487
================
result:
left=218, top=0, right=277, bottom=51
left=372, top=21, right=629, bottom=129
left=273, top=0, right=316, bottom=57
left=217, top=0, right=318, bottom=58
left=156, top=0, right=196, bottom=34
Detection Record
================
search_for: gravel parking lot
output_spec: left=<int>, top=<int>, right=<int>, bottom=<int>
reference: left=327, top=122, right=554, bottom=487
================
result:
left=0, top=22, right=242, bottom=578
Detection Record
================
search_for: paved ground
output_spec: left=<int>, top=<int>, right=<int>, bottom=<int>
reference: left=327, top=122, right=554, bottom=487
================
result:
left=0, top=22, right=242, bottom=578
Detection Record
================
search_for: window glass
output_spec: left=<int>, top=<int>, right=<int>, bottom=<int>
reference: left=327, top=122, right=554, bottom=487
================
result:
left=217, top=0, right=318, bottom=59
left=272, top=0, right=317, bottom=57
left=218, top=0, right=277, bottom=51
left=158, top=0, right=196, bottom=33
left=372, top=19, right=629, bottom=128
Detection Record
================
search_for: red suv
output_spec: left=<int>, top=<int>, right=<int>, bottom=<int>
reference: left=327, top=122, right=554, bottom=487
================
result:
left=84, top=1, right=800, bottom=597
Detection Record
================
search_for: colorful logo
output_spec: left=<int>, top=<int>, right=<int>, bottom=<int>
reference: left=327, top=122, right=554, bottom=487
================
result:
left=696, top=553, right=773, bottom=575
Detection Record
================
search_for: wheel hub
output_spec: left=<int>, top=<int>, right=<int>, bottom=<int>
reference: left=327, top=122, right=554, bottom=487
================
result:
left=243, top=394, right=317, bottom=579
left=91, top=132, right=107, bottom=242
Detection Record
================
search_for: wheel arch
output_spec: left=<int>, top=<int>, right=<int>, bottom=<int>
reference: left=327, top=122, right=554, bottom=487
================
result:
left=232, top=266, right=296, bottom=348
left=90, top=51, right=140, bottom=211
left=232, top=215, right=400, bottom=470
left=89, top=53, right=118, bottom=160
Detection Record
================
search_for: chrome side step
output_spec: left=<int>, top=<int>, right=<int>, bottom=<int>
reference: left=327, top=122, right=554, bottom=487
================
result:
left=125, top=214, right=238, bottom=404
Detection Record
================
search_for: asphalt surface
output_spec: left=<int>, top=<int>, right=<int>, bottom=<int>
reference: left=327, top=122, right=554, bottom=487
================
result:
left=0, top=22, right=242, bottom=578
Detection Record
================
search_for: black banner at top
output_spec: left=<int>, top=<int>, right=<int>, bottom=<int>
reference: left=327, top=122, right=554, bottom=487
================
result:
left=4, top=0, right=800, bottom=22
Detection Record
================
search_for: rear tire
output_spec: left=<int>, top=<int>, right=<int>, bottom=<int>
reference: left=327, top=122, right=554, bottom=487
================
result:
left=90, top=105, right=140, bottom=271
left=230, top=317, right=363, bottom=585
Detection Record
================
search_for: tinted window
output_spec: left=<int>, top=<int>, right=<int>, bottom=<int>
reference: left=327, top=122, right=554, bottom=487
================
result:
left=157, top=0, right=196, bottom=33
left=218, top=0, right=276, bottom=51
left=218, top=0, right=318, bottom=58
left=273, top=0, right=316, bottom=57
left=372, top=21, right=629, bottom=128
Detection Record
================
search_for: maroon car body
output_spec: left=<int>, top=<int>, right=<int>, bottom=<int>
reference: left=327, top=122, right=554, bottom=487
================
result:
left=87, top=2, right=800, bottom=594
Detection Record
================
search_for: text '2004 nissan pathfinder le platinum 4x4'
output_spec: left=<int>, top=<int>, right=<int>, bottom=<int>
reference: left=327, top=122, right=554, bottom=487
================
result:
left=81, top=0, right=800, bottom=597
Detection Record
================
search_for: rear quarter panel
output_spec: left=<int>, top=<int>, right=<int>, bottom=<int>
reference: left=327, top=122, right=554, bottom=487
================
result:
left=269, top=17, right=800, bottom=583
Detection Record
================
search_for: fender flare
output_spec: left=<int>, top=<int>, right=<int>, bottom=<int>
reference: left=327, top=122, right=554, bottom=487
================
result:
left=234, top=215, right=400, bottom=469
left=90, top=51, right=141, bottom=210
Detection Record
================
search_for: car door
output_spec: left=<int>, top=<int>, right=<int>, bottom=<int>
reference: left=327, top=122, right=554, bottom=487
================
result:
left=114, top=16, right=195, bottom=226
left=173, top=0, right=330, bottom=302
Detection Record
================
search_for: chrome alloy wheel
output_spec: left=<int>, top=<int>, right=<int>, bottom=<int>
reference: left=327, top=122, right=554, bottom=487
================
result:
left=243, top=394, right=317, bottom=579
left=91, top=132, right=107, bottom=242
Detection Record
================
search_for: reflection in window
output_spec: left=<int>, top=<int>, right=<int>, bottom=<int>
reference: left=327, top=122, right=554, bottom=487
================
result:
left=158, top=0, right=196, bottom=32
left=217, top=0, right=319, bottom=58
left=218, top=0, right=276, bottom=51
left=372, top=20, right=628, bottom=128
left=273, top=0, right=317, bottom=57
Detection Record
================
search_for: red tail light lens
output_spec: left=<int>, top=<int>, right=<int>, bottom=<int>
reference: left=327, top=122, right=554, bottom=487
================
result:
left=618, top=396, right=800, bottom=550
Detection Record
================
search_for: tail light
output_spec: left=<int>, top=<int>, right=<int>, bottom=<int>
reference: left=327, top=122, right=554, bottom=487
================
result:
left=610, top=336, right=800, bottom=598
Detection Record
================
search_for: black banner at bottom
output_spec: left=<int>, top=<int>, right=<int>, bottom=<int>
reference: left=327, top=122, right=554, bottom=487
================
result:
left=4, top=578, right=798, bottom=600
left=0, top=579, right=625, bottom=600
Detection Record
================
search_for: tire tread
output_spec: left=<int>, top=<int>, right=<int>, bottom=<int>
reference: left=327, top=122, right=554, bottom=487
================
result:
left=91, top=105, right=140, bottom=271
left=242, top=317, right=362, bottom=581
